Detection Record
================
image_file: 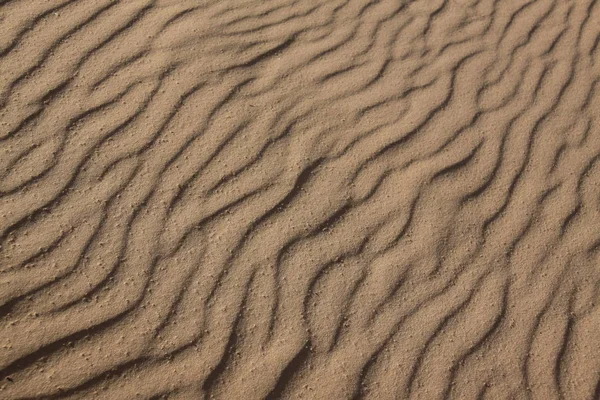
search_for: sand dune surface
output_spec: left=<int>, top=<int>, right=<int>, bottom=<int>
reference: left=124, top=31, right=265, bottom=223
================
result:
left=2, top=0, right=600, bottom=398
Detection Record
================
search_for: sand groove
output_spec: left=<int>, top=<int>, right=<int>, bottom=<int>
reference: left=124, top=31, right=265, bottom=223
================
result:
left=2, top=0, right=600, bottom=398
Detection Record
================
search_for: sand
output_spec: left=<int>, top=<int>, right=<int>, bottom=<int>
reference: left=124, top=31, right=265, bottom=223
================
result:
left=1, top=0, right=600, bottom=398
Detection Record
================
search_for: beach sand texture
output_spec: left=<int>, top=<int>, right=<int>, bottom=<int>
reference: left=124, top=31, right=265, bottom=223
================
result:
left=2, top=0, right=600, bottom=398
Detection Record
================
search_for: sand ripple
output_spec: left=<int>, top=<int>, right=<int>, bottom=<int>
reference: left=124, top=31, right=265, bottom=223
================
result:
left=2, top=0, right=600, bottom=398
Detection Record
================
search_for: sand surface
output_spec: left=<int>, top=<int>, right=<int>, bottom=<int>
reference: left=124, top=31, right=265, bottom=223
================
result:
left=1, top=0, right=600, bottom=398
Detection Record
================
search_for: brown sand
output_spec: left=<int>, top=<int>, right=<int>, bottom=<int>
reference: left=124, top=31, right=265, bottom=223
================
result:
left=1, top=0, right=600, bottom=398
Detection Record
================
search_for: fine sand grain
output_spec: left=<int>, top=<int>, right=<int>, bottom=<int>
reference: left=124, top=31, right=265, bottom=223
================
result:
left=2, top=0, right=600, bottom=398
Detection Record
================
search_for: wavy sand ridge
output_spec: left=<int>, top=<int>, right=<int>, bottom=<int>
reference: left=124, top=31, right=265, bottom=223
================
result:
left=1, top=0, right=600, bottom=398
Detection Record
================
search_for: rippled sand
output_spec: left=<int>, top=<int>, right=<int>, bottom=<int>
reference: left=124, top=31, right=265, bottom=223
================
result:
left=2, top=0, right=600, bottom=398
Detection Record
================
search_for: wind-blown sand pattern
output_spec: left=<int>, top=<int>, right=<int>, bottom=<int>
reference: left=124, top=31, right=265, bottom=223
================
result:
left=1, top=0, right=600, bottom=398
